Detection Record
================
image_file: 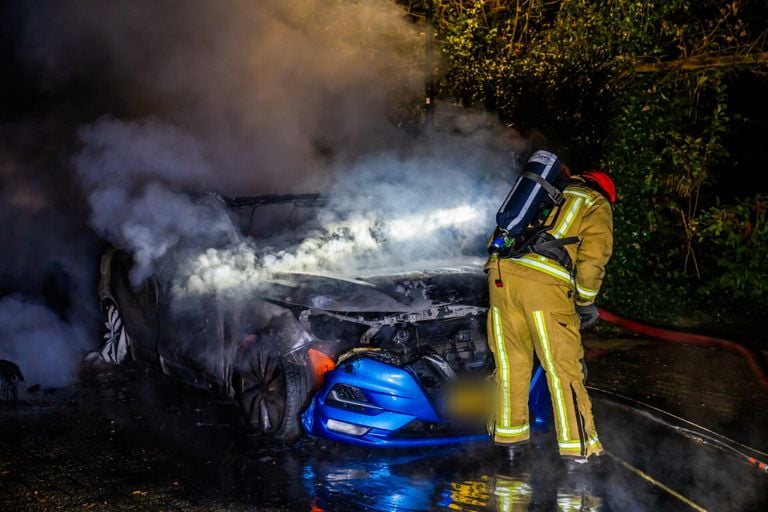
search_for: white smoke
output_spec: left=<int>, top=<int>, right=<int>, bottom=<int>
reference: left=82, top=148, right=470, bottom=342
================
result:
left=27, top=0, right=426, bottom=193
left=57, top=0, right=428, bottom=284
left=0, top=296, right=89, bottom=388
left=57, top=1, right=523, bottom=301
left=75, top=117, right=212, bottom=190
left=171, top=134, right=516, bottom=298
left=3, top=0, right=527, bottom=386
left=74, top=117, right=242, bottom=283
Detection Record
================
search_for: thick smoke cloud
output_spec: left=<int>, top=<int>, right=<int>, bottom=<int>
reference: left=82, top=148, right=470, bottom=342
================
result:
left=169, top=112, right=518, bottom=298
left=57, top=0, right=443, bottom=282
left=1, top=0, right=525, bottom=385
left=53, top=1, right=523, bottom=295
left=25, top=0, right=425, bottom=192
left=78, top=111, right=520, bottom=299
left=74, top=118, right=239, bottom=283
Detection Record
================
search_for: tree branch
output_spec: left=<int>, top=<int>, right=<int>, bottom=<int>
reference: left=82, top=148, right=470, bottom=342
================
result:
left=635, top=51, right=768, bottom=73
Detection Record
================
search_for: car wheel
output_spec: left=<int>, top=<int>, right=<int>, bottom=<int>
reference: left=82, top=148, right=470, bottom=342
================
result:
left=233, top=337, right=310, bottom=442
left=100, top=301, right=134, bottom=365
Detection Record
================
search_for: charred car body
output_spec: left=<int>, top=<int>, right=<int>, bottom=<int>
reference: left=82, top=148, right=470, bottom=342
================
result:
left=97, top=194, right=551, bottom=446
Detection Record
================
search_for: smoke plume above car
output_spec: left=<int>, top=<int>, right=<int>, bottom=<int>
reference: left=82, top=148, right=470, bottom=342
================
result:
left=1, top=0, right=527, bottom=386
left=169, top=146, right=509, bottom=299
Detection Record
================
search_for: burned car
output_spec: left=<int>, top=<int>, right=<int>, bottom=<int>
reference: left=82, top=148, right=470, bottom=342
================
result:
left=96, top=194, right=551, bottom=445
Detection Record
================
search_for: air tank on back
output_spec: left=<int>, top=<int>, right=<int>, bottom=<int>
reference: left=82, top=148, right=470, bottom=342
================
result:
left=495, top=150, right=562, bottom=238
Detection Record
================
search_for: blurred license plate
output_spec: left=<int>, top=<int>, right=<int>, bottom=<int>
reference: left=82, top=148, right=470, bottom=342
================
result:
left=444, top=378, right=494, bottom=420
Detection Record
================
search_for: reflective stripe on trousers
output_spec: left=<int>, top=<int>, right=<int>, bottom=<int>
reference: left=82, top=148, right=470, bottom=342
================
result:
left=531, top=309, right=601, bottom=457
left=491, top=306, right=530, bottom=443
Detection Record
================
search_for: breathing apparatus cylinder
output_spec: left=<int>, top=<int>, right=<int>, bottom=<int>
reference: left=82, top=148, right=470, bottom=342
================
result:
left=490, top=150, right=563, bottom=253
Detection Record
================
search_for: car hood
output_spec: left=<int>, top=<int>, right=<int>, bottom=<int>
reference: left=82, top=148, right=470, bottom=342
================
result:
left=260, top=262, right=488, bottom=313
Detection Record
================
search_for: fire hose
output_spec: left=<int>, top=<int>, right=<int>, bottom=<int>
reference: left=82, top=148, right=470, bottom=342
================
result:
left=597, top=307, right=768, bottom=392
left=590, top=385, right=768, bottom=476
left=593, top=307, right=768, bottom=475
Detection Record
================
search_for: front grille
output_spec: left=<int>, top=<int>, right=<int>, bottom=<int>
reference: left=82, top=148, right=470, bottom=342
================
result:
left=332, top=383, right=369, bottom=403
left=393, top=419, right=482, bottom=439
left=325, top=383, right=382, bottom=413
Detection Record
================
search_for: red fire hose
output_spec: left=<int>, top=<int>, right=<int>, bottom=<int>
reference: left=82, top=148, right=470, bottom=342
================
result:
left=597, top=307, right=768, bottom=392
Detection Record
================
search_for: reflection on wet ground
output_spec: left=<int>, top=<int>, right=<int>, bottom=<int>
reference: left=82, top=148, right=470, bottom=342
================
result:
left=303, top=442, right=603, bottom=511
left=1, top=344, right=767, bottom=511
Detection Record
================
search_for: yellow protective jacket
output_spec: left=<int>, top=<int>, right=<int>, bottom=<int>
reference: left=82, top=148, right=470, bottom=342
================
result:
left=487, top=176, right=614, bottom=306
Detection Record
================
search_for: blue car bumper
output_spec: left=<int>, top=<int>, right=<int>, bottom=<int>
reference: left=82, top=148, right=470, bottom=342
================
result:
left=302, top=355, right=551, bottom=448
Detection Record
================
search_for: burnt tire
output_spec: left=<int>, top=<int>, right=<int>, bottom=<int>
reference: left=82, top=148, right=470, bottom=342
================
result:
left=233, top=339, right=310, bottom=443
left=101, top=301, right=134, bottom=365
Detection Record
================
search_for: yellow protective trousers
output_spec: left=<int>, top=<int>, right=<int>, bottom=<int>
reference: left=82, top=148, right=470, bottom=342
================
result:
left=486, top=258, right=603, bottom=458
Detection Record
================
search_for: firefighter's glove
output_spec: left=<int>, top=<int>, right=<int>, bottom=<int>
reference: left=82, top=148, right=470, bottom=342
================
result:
left=576, top=304, right=599, bottom=329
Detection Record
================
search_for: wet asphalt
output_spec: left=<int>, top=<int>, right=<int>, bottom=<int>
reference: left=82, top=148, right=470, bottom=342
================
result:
left=1, top=335, right=767, bottom=512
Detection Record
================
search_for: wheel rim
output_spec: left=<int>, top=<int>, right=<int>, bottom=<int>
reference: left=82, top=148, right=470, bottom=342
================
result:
left=236, top=344, right=287, bottom=434
left=101, top=302, right=131, bottom=364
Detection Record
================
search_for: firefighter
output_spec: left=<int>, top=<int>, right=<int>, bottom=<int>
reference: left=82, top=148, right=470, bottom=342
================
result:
left=485, top=159, right=616, bottom=469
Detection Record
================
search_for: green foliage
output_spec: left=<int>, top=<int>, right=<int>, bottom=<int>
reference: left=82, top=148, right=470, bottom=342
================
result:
left=693, top=195, right=768, bottom=308
left=419, top=0, right=768, bottom=324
